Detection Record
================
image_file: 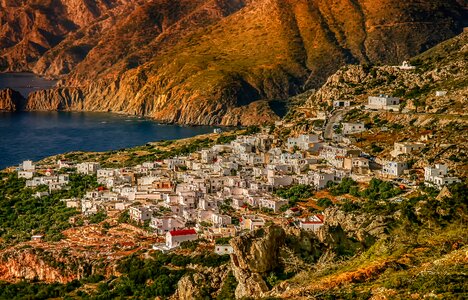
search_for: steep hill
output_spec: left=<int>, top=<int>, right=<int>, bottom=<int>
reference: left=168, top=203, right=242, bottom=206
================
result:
left=293, top=31, right=468, bottom=177
left=0, top=0, right=136, bottom=72
left=1, top=0, right=467, bottom=125
left=304, top=30, right=468, bottom=112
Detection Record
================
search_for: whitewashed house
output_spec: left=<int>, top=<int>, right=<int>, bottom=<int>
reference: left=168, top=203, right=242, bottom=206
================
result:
left=77, top=162, right=101, bottom=175
left=333, top=100, right=351, bottom=108
left=150, top=216, right=185, bottom=235
left=18, top=170, right=34, bottom=179
left=287, top=134, right=321, bottom=151
left=366, top=95, right=400, bottom=111
left=165, top=229, right=198, bottom=249
left=97, top=169, right=116, bottom=184
left=391, top=142, right=425, bottom=157
left=142, top=161, right=159, bottom=169
left=267, top=175, right=293, bottom=187
left=165, top=157, right=186, bottom=170
left=241, top=215, right=265, bottom=231
left=382, top=161, right=408, bottom=177
left=399, top=61, right=416, bottom=70
left=129, top=206, right=153, bottom=223
left=57, top=160, right=72, bottom=169
left=342, top=123, right=365, bottom=135
left=201, top=149, right=217, bottom=164
left=299, top=214, right=324, bottom=232
left=424, top=164, right=460, bottom=188
left=258, top=197, right=288, bottom=212
left=211, top=213, right=232, bottom=226
left=343, top=157, right=370, bottom=174
left=311, top=171, right=335, bottom=190
left=20, top=160, right=35, bottom=171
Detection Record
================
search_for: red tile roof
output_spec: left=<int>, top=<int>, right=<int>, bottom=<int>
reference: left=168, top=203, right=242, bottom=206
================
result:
left=169, top=229, right=197, bottom=236
left=315, top=214, right=325, bottom=222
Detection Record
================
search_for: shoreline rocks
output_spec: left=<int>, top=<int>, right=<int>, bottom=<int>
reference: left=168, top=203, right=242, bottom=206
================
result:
left=0, top=88, right=26, bottom=111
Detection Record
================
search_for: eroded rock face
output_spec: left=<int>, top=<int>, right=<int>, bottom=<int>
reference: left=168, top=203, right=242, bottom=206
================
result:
left=0, top=247, right=100, bottom=283
left=230, top=225, right=286, bottom=299
left=172, top=264, right=230, bottom=300
left=25, top=88, right=85, bottom=111
left=317, top=207, right=391, bottom=249
left=228, top=211, right=393, bottom=299
left=0, top=0, right=126, bottom=73
left=0, top=250, right=76, bottom=283
left=0, top=88, right=26, bottom=111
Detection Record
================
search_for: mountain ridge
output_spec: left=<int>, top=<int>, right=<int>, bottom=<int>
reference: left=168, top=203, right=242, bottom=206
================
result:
left=1, top=0, right=467, bottom=125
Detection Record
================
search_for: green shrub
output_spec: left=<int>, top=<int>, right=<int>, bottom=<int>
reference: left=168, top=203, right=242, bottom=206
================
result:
left=317, top=198, right=333, bottom=208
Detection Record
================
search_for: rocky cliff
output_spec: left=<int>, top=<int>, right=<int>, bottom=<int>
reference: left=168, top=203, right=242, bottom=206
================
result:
left=0, top=246, right=104, bottom=283
left=172, top=264, right=230, bottom=300
left=316, top=206, right=391, bottom=252
left=25, top=88, right=85, bottom=111
left=0, top=88, right=26, bottom=111
left=230, top=225, right=286, bottom=298
left=2, top=0, right=467, bottom=124
left=228, top=209, right=392, bottom=298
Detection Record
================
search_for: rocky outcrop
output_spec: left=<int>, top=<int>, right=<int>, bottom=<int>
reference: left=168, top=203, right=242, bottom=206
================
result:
left=0, top=88, right=26, bottom=111
left=230, top=225, right=286, bottom=299
left=1, top=0, right=467, bottom=125
left=172, top=264, right=230, bottom=300
left=0, top=249, right=73, bottom=283
left=25, top=88, right=85, bottom=111
left=228, top=210, right=393, bottom=299
left=0, top=246, right=103, bottom=283
left=317, top=207, right=391, bottom=249
left=306, top=31, right=468, bottom=115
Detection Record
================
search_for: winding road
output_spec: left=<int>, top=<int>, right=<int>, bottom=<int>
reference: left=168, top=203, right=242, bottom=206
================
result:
left=324, top=109, right=346, bottom=140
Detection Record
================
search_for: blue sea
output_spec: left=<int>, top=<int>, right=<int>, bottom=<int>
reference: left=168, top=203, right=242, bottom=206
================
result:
left=0, top=73, right=216, bottom=169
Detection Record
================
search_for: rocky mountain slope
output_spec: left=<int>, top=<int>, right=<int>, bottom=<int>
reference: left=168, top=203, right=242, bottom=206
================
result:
left=0, top=0, right=136, bottom=72
left=0, top=88, right=26, bottom=111
left=292, top=30, right=468, bottom=177
left=304, top=30, right=468, bottom=113
left=1, top=0, right=467, bottom=125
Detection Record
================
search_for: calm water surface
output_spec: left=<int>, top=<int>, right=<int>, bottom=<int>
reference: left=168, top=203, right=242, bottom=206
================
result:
left=0, top=73, right=216, bottom=168
left=0, top=72, right=57, bottom=96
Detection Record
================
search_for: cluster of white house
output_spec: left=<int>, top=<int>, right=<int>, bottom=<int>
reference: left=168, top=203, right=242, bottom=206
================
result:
left=18, top=160, right=70, bottom=192
left=16, top=124, right=461, bottom=251
left=424, top=164, right=460, bottom=188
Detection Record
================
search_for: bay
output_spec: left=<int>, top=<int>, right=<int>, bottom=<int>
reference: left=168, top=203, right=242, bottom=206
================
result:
left=0, top=73, right=217, bottom=169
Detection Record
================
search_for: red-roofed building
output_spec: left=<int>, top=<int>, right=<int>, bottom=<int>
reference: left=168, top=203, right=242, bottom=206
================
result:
left=299, top=214, right=324, bottom=232
left=166, top=229, right=198, bottom=248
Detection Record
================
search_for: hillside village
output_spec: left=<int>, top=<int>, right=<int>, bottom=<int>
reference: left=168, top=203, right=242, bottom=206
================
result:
left=0, top=30, right=466, bottom=299
left=11, top=90, right=463, bottom=253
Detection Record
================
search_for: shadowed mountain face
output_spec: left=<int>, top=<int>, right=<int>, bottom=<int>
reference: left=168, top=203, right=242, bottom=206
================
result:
left=1, top=0, right=467, bottom=125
